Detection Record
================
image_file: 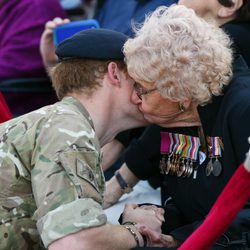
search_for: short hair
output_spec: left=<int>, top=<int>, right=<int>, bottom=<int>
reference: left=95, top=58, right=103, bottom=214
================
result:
left=124, top=5, right=233, bottom=105
left=49, top=59, right=126, bottom=100
left=218, top=0, right=250, bottom=22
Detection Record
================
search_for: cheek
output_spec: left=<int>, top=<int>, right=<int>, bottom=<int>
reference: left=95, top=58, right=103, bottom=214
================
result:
left=140, top=93, right=159, bottom=113
left=140, top=100, right=162, bottom=116
left=141, top=96, right=177, bottom=118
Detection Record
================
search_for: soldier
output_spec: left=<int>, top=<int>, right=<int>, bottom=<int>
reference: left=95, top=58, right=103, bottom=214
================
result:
left=0, top=28, right=164, bottom=249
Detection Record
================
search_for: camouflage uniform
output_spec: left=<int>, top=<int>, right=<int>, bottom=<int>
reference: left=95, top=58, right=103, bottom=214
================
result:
left=0, top=97, right=106, bottom=249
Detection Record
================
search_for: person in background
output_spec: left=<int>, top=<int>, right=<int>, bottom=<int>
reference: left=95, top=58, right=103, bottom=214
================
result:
left=0, top=28, right=165, bottom=250
left=95, top=0, right=177, bottom=36
left=179, top=0, right=250, bottom=67
left=0, top=0, right=67, bottom=116
left=180, top=140, right=250, bottom=249
left=105, top=3, right=250, bottom=249
left=0, top=93, right=12, bottom=123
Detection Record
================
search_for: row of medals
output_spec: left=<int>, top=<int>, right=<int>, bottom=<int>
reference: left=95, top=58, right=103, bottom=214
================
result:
left=160, top=154, right=197, bottom=178
left=160, top=154, right=223, bottom=178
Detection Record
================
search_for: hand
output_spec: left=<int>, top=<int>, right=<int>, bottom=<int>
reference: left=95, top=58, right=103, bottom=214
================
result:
left=40, top=17, right=70, bottom=67
left=122, top=204, right=165, bottom=233
left=138, top=226, right=181, bottom=248
left=103, top=178, right=123, bottom=208
left=103, top=164, right=139, bottom=209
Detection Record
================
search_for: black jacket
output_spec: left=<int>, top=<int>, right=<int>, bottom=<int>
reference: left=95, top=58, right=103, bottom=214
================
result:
left=124, top=55, right=250, bottom=249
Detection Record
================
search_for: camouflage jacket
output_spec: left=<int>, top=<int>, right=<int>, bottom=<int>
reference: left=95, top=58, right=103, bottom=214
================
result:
left=0, top=96, right=106, bottom=249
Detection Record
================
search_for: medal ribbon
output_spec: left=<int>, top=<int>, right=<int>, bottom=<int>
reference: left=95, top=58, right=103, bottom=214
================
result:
left=175, top=134, right=184, bottom=156
left=189, top=136, right=200, bottom=161
left=160, top=132, right=170, bottom=154
left=182, top=135, right=190, bottom=159
left=160, top=132, right=200, bottom=160
left=213, top=137, right=222, bottom=157
left=208, top=136, right=222, bottom=157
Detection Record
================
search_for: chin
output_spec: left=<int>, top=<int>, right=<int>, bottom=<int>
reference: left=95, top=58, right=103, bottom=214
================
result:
left=143, top=114, right=159, bottom=124
left=144, top=114, right=169, bottom=126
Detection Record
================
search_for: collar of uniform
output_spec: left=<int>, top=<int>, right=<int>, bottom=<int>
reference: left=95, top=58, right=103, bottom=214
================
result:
left=61, top=96, right=95, bottom=130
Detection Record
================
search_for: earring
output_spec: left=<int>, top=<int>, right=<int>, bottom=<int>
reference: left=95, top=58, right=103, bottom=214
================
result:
left=179, top=103, right=185, bottom=112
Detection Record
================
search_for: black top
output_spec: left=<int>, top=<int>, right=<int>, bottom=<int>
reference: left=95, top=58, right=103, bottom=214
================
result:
left=124, top=55, right=250, bottom=247
left=223, top=22, right=250, bottom=68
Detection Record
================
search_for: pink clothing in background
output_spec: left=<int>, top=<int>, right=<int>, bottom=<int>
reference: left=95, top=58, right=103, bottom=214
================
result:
left=0, top=0, right=67, bottom=80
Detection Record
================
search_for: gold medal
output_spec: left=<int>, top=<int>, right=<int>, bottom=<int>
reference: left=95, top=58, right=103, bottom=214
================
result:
left=159, top=156, right=166, bottom=174
left=170, top=155, right=177, bottom=174
left=177, top=159, right=185, bottom=177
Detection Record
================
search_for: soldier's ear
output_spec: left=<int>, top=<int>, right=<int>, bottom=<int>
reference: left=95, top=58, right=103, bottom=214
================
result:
left=218, top=0, right=243, bottom=18
left=107, top=62, right=122, bottom=86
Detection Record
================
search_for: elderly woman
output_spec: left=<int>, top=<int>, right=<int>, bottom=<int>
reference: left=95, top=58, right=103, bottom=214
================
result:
left=105, top=4, right=250, bottom=249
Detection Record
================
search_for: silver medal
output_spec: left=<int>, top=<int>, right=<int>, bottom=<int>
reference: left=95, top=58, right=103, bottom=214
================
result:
left=206, top=159, right=213, bottom=176
left=212, top=158, right=222, bottom=176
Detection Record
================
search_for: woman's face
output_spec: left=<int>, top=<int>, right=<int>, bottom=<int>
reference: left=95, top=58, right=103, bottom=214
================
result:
left=131, top=81, right=183, bottom=125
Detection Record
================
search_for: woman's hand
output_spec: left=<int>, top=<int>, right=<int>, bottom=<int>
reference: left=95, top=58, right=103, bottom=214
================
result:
left=103, top=178, right=123, bottom=208
left=122, top=204, right=165, bottom=233
left=103, top=164, right=139, bottom=209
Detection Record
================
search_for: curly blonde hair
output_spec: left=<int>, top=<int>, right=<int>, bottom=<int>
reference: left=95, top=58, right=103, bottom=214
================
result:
left=124, top=5, right=233, bottom=105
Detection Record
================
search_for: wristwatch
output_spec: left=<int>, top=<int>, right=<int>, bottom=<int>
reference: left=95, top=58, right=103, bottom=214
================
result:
left=115, top=171, right=133, bottom=194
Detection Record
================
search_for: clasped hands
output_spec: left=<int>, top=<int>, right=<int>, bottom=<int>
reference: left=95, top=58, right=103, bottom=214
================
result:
left=122, top=204, right=180, bottom=248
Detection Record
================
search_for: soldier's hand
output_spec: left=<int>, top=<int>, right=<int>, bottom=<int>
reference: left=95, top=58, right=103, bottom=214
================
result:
left=138, top=226, right=181, bottom=248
